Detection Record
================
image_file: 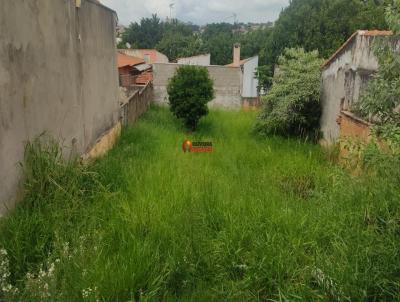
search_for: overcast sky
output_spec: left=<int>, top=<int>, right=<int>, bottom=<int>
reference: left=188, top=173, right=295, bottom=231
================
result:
left=101, top=0, right=289, bottom=26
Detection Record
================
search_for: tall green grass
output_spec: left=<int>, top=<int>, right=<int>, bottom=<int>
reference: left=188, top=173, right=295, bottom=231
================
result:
left=0, top=106, right=399, bottom=301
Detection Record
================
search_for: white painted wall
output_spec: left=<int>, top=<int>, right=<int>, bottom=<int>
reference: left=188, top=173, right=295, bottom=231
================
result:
left=242, top=56, right=259, bottom=98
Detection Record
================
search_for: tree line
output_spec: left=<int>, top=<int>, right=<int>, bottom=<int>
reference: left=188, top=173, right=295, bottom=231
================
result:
left=119, top=0, right=390, bottom=89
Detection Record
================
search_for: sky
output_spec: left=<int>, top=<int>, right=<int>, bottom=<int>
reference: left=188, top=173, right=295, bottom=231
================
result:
left=101, top=0, right=289, bottom=26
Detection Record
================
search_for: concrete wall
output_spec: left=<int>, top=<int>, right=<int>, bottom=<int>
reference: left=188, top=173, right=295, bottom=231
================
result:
left=0, top=0, right=119, bottom=214
left=153, top=63, right=242, bottom=109
left=177, top=54, right=211, bottom=66
left=321, top=35, right=380, bottom=143
left=242, top=56, right=259, bottom=98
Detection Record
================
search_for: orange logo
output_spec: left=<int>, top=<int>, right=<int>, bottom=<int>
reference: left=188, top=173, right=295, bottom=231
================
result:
left=182, top=140, right=192, bottom=153
left=182, top=140, right=213, bottom=153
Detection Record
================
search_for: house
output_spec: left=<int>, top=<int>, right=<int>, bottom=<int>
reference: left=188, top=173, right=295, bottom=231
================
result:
left=117, top=52, right=152, bottom=87
left=177, top=54, right=211, bottom=66
left=320, top=30, right=393, bottom=143
left=118, top=49, right=169, bottom=64
left=226, top=43, right=259, bottom=107
left=152, top=44, right=259, bottom=109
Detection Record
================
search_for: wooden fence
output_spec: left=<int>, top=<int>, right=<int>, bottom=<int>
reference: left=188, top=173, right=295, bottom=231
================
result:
left=120, top=82, right=153, bottom=126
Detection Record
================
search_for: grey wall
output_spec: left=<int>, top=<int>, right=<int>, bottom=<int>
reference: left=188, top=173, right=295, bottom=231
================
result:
left=321, top=35, right=380, bottom=143
left=153, top=63, right=242, bottom=109
left=177, top=54, right=211, bottom=66
left=0, top=0, right=119, bottom=214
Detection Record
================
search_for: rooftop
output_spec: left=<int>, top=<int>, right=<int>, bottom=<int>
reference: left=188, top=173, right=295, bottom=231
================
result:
left=322, top=30, right=393, bottom=69
left=117, top=52, right=145, bottom=68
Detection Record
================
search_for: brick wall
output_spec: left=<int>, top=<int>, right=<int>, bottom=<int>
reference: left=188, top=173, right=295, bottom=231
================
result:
left=338, top=111, right=371, bottom=143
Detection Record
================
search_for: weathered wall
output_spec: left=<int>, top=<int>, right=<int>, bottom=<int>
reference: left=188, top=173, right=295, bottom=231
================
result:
left=177, top=54, right=211, bottom=66
left=120, top=82, right=153, bottom=126
left=153, top=63, right=242, bottom=109
left=0, top=0, right=119, bottom=214
left=242, top=56, right=259, bottom=98
left=321, top=35, right=380, bottom=143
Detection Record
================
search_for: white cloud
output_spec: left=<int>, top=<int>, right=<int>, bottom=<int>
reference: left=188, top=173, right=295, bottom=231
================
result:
left=101, top=0, right=289, bottom=25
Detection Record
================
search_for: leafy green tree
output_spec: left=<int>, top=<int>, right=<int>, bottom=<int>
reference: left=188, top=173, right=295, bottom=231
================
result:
left=257, top=0, right=389, bottom=91
left=167, top=66, right=214, bottom=130
left=121, top=14, right=164, bottom=49
left=204, top=32, right=235, bottom=65
left=255, top=48, right=324, bottom=138
left=156, top=32, right=207, bottom=62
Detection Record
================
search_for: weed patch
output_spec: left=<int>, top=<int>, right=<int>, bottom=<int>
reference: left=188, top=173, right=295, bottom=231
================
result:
left=0, top=106, right=399, bottom=300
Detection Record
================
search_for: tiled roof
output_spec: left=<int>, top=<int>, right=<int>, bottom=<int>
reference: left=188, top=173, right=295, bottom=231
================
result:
left=117, top=52, right=145, bottom=68
left=322, top=30, right=393, bottom=69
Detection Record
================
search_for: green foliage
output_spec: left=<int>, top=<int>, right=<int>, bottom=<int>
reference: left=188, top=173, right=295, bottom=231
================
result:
left=1, top=107, right=400, bottom=300
left=167, top=66, right=214, bottom=130
left=256, top=0, right=389, bottom=91
left=263, top=0, right=389, bottom=65
left=156, top=32, right=207, bottom=62
left=255, top=48, right=324, bottom=138
left=121, top=14, right=164, bottom=49
left=354, top=0, right=400, bottom=147
left=119, top=1, right=389, bottom=90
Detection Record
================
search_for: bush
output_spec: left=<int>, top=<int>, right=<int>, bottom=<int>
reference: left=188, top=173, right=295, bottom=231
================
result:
left=349, top=1, right=400, bottom=175
left=254, top=48, right=324, bottom=139
left=167, top=65, right=214, bottom=131
left=353, top=1, right=400, bottom=148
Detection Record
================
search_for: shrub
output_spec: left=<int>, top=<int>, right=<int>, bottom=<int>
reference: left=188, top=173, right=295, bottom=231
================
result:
left=254, top=48, right=324, bottom=139
left=167, top=65, right=214, bottom=131
left=353, top=1, right=400, bottom=148
left=349, top=1, right=400, bottom=177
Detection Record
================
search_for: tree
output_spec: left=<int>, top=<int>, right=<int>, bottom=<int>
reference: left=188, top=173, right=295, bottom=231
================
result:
left=121, top=14, right=164, bottom=49
left=257, top=0, right=389, bottom=91
left=255, top=48, right=324, bottom=139
left=156, top=32, right=207, bottom=62
left=167, top=66, right=214, bottom=131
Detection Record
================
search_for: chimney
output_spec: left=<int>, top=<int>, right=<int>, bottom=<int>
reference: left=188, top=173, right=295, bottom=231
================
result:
left=233, top=43, right=241, bottom=66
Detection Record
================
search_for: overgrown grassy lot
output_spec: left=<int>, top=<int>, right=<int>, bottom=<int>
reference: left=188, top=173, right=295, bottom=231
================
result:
left=1, top=106, right=399, bottom=301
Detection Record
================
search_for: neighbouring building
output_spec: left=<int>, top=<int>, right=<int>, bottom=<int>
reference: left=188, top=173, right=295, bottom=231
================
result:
left=152, top=44, right=259, bottom=109
left=118, top=49, right=169, bottom=64
left=320, top=30, right=393, bottom=143
left=177, top=54, right=211, bottom=66
left=226, top=43, right=260, bottom=107
left=117, top=52, right=152, bottom=87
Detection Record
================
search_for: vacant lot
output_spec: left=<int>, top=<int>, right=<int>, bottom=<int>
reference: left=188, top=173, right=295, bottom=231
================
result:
left=1, top=106, right=399, bottom=301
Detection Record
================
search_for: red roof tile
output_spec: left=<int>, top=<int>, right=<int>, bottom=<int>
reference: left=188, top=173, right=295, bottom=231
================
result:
left=117, top=52, right=145, bottom=68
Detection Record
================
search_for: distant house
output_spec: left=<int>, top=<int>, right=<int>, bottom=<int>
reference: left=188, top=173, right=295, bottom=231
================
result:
left=118, top=49, right=169, bottom=64
left=177, top=54, right=211, bottom=66
left=117, top=52, right=152, bottom=87
left=152, top=43, right=259, bottom=109
left=226, top=43, right=259, bottom=106
left=320, top=30, right=393, bottom=143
